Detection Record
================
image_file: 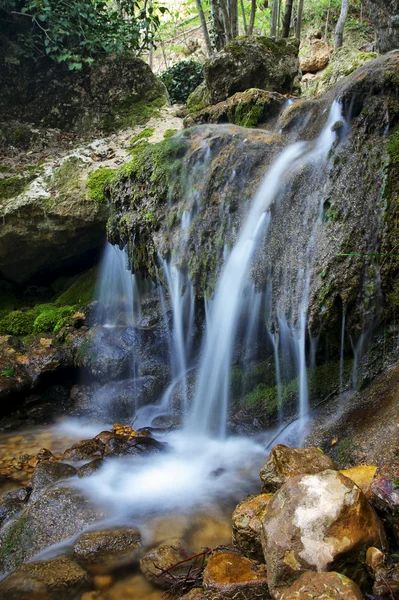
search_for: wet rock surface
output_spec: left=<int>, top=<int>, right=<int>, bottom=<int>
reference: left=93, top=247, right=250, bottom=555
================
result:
left=0, top=484, right=106, bottom=574
left=259, top=444, right=337, bottom=492
left=140, top=540, right=192, bottom=588
left=366, top=546, right=399, bottom=599
left=0, top=556, right=91, bottom=600
left=261, top=469, right=386, bottom=590
left=273, top=571, right=363, bottom=600
left=73, top=527, right=142, bottom=573
left=232, top=493, right=273, bottom=562
left=202, top=550, right=270, bottom=599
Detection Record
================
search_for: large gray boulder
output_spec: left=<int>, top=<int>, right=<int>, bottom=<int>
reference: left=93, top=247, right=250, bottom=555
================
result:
left=203, top=36, right=300, bottom=104
left=363, top=0, right=399, bottom=53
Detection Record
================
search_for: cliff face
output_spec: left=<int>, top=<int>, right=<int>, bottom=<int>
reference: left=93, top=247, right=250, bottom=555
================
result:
left=108, top=52, right=399, bottom=341
left=363, top=0, right=399, bottom=53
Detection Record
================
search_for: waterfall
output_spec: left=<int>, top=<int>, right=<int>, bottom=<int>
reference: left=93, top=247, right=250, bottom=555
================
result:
left=188, top=100, right=343, bottom=438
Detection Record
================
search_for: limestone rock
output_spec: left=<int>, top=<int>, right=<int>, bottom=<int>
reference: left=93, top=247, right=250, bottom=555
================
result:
left=202, top=551, right=270, bottom=599
left=203, top=36, right=299, bottom=104
left=259, top=444, right=337, bottom=492
left=0, top=485, right=106, bottom=574
left=73, top=528, right=142, bottom=573
left=232, top=493, right=273, bottom=561
left=370, top=459, right=399, bottom=543
left=363, top=0, right=399, bottom=53
left=273, top=571, right=363, bottom=599
left=340, top=465, right=377, bottom=498
left=261, top=470, right=387, bottom=590
left=300, top=39, right=330, bottom=73
left=0, top=556, right=91, bottom=600
left=184, top=89, right=286, bottom=128
left=140, top=540, right=191, bottom=588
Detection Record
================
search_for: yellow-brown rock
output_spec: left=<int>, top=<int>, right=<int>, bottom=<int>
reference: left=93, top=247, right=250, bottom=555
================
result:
left=112, top=423, right=139, bottom=438
left=260, top=444, right=337, bottom=492
left=340, top=465, right=377, bottom=498
left=261, top=470, right=387, bottom=591
left=300, top=39, right=330, bottom=73
left=140, top=539, right=191, bottom=589
left=232, top=493, right=273, bottom=561
left=273, top=571, right=363, bottom=599
left=366, top=547, right=399, bottom=598
left=180, top=589, right=207, bottom=600
left=202, top=551, right=270, bottom=599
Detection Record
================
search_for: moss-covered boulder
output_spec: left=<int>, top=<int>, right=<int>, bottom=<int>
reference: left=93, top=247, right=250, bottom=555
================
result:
left=0, top=55, right=167, bottom=134
left=203, top=36, right=300, bottom=104
left=0, top=157, right=109, bottom=283
left=184, top=89, right=286, bottom=128
left=313, top=47, right=379, bottom=97
left=186, top=81, right=211, bottom=114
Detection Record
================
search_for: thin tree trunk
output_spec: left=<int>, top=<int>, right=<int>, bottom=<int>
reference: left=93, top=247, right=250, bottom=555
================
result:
left=325, top=0, right=332, bottom=39
left=240, top=0, right=248, bottom=34
left=334, top=0, right=349, bottom=50
left=195, top=0, right=213, bottom=55
left=230, top=0, right=239, bottom=38
left=270, top=0, right=278, bottom=36
left=210, top=0, right=226, bottom=49
left=282, top=0, right=294, bottom=37
left=248, top=0, right=256, bottom=35
left=295, top=0, right=304, bottom=39
left=277, top=0, right=282, bottom=37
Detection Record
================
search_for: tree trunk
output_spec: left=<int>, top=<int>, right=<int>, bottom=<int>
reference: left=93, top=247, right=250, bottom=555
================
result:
left=195, top=0, right=213, bottom=55
left=282, top=0, right=294, bottom=37
left=334, top=0, right=349, bottom=50
left=210, top=0, right=226, bottom=49
left=240, top=0, right=248, bottom=34
left=248, top=0, right=256, bottom=35
left=295, top=0, right=304, bottom=39
left=270, top=0, right=278, bottom=36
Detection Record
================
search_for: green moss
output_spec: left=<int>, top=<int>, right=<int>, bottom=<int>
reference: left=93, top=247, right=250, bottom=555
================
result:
left=1, top=367, right=15, bottom=377
left=187, top=82, right=211, bottom=114
left=55, top=268, right=97, bottom=306
left=0, top=514, right=28, bottom=561
left=144, top=211, right=156, bottom=223
left=50, top=157, right=83, bottom=202
left=0, top=176, right=31, bottom=200
left=102, top=95, right=166, bottom=133
left=0, top=310, right=36, bottom=336
left=87, top=167, right=116, bottom=203
left=130, top=127, right=155, bottom=146
left=335, top=438, right=357, bottom=467
left=163, top=129, right=177, bottom=139
left=33, top=306, right=75, bottom=335
left=229, top=102, right=264, bottom=128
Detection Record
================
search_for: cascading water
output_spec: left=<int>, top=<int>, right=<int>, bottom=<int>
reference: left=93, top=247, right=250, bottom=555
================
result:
left=188, top=100, right=344, bottom=439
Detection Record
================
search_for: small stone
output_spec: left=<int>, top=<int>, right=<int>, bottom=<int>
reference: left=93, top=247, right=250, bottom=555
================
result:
left=0, top=556, right=91, bottom=600
left=93, top=574, right=113, bottom=590
left=366, top=547, right=399, bottom=598
left=370, top=459, right=399, bottom=543
left=273, top=571, right=363, bottom=599
left=63, top=439, right=104, bottom=461
left=140, top=540, right=191, bottom=588
left=232, top=493, right=273, bottom=561
left=203, top=551, right=270, bottom=599
left=36, top=448, right=55, bottom=462
left=259, top=444, right=337, bottom=492
left=73, top=528, right=142, bottom=573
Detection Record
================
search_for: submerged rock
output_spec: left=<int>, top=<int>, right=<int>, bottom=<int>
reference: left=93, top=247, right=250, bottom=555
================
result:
left=140, top=540, right=191, bottom=588
left=232, top=493, right=273, bottom=562
left=202, top=550, right=270, bottom=599
left=0, top=556, right=91, bottom=600
left=273, top=571, right=363, bottom=600
left=259, top=444, right=337, bottom=492
left=370, top=459, right=399, bottom=543
left=0, top=485, right=106, bottom=574
left=73, top=527, right=142, bottom=573
left=261, top=470, right=387, bottom=590
left=203, top=36, right=300, bottom=104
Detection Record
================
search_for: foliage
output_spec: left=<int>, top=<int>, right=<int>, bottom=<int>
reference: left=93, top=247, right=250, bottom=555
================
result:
left=55, top=268, right=97, bottom=306
left=159, top=59, right=203, bottom=104
left=1, top=367, right=16, bottom=377
left=1, top=0, right=166, bottom=69
left=163, top=128, right=177, bottom=138
left=32, top=305, right=75, bottom=334
left=0, top=310, right=36, bottom=336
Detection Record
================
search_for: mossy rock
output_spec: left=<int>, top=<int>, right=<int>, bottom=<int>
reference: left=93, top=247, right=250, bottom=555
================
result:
left=314, top=48, right=379, bottom=97
left=203, top=35, right=300, bottom=104
left=87, top=168, right=117, bottom=203
left=184, top=88, right=286, bottom=128
left=187, top=81, right=211, bottom=114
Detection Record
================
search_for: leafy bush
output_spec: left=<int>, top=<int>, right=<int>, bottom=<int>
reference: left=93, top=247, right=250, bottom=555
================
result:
left=159, top=59, right=203, bottom=104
